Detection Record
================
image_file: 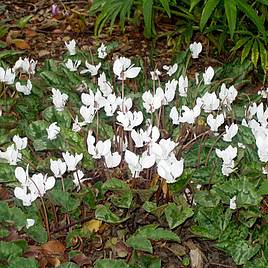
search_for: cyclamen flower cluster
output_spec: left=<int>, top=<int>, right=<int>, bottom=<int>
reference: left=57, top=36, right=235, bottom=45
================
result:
left=0, top=135, right=27, bottom=165
left=6, top=39, right=268, bottom=209
left=0, top=57, right=37, bottom=95
left=14, top=165, right=55, bottom=206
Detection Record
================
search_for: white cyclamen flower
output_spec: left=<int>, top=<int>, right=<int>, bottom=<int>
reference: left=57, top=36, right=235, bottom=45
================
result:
left=116, top=111, right=143, bottom=131
left=52, top=88, right=68, bottom=112
left=170, top=107, right=180, bottom=125
left=229, top=196, right=237, bottom=210
left=207, top=113, right=224, bottom=132
left=0, top=67, right=15, bottom=85
left=97, top=43, right=107, bottom=59
left=65, top=39, right=76, bottom=55
left=125, top=150, right=155, bottom=178
left=219, top=83, right=238, bottom=107
left=15, top=80, right=32, bottom=95
left=215, top=145, right=237, bottom=176
left=98, top=72, right=113, bottom=97
left=62, top=152, right=83, bottom=171
left=0, top=144, right=21, bottom=166
left=150, top=69, right=161, bottom=80
left=151, top=138, right=177, bottom=161
left=157, top=156, right=184, bottom=183
left=198, top=92, right=220, bottom=113
left=87, top=131, right=111, bottom=159
left=222, top=123, right=238, bottom=142
left=104, top=152, right=121, bottom=168
left=163, top=63, right=178, bottom=76
left=256, top=103, right=268, bottom=127
left=203, top=66, right=214, bottom=85
left=46, top=122, right=60, bottom=140
left=255, top=134, right=268, bottom=162
left=104, top=94, right=118, bottom=116
left=113, top=57, right=141, bottom=80
left=189, top=42, right=202, bottom=59
left=73, top=170, right=86, bottom=191
left=13, top=135, right=27, bottom=150
left=29, top=173, right=55, bottom=198
left=179, top=105, right=201, bottom=124
left=142, top=91, right=162, bottom=113
left=13, top=57, right=37, bottom=75
left=26, top=218, right=35, bottom=229
left=72, top=116, right=86, bottom=132
left=65, top=59, right=81, bottom=72
left=80, top=105, right=95, bottom=124
left=80, top=61, right=101, bottom=76
left=50, top=159, right=67, bottom=178
left=178, top=75, right=188, bottom=97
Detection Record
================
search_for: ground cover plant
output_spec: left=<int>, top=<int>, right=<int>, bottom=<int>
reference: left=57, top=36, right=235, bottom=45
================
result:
left=1, top=39, right=268, bottom=268
left=90, top=0, right=268, bottom=73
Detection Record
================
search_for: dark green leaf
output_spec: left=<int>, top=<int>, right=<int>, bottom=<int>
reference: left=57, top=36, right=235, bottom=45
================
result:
left=165, top=203, right=194, bottom=229
left=143, top=0, right=154, bottom=38
left=241, top=38, right=253, bottom=63
left=236, top=0, right=267, bottom=42
left=9, top=257, right=38, bottom=268
left=159, top=0, right=171, bottom=17
left=200, top=0, right=220, bottom=31
left=224, top=0, right=236, bottom=38
left=94, top=259, right=129, bottom=268
left=95, top=205, right=127, bottom=223
left=126, top=236, right=153, bottom=253
left=26, top=223, right=48, bottom=243
left=251, top=40, right=259, bottom=68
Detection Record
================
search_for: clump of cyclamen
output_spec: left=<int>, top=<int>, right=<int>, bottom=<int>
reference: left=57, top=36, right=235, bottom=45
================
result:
left=5, top=39, right=267, bottom=208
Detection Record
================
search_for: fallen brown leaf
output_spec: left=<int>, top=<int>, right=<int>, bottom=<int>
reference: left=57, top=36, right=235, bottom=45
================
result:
left=41, top=240, right=65, bottom=255
left=12, top=39, right=30, bottom=50
left=82, top=219, right=102, bottom=233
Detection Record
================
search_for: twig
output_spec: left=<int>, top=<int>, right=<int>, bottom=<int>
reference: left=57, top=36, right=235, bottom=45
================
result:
left=51, top=215, right=92, bottom=233
left=208, top=262, right=235, bottom=268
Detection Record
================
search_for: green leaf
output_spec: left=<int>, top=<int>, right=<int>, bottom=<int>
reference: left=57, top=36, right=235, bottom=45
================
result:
left=16, top=15, right=33, bottom=29
left=199, top=0, right=220, bottom=31
left=164, top=203, right=194, bottom=229
left=94, top=259, right=129, bottom=268
left=26, top=223, right=48, bottom=243
left=251, top=40, right=259, bottom=68
left=102, top=178, right=129, bottom=192
left=257, top=180, right=268, bottom=195
left=0, top=229, right=9, bottom=238
left=0, top=203, right=26, bottom=230
left=236, top=0, right=267, bottom=43
left=0, top=241, right=24, bottom=260
left=95, top=205, right=126, bottom=223
left=42, top=106, right=72, bottom=128
left=135, top=225, right=180, bottom=242
left=143, top=201, right=157, bottom=213
left=0, top=163, right=15, bottom=183
left=226, top=240, right=260, bottom=265
left=258, top=40, right=267, bottom=72
left=230, top=37, right=250, bottom=52
left=143, top=0, right=154, bottom=38
left=190, top=0, right=202, bottom=12
left=126, top=236, right=153, bottom=253
left=0, top=50, right=24, bottom=59
left=159, top=0, right=171, bottom=17
left=102, top=178, right=133, bottom=208
left=241, top=38, right=253, bottom=64
left=224, top=0, right=236, bottom=39
left=9, top=257, right=38, bottom=268
left=49, top=189, right=80, bottom=212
